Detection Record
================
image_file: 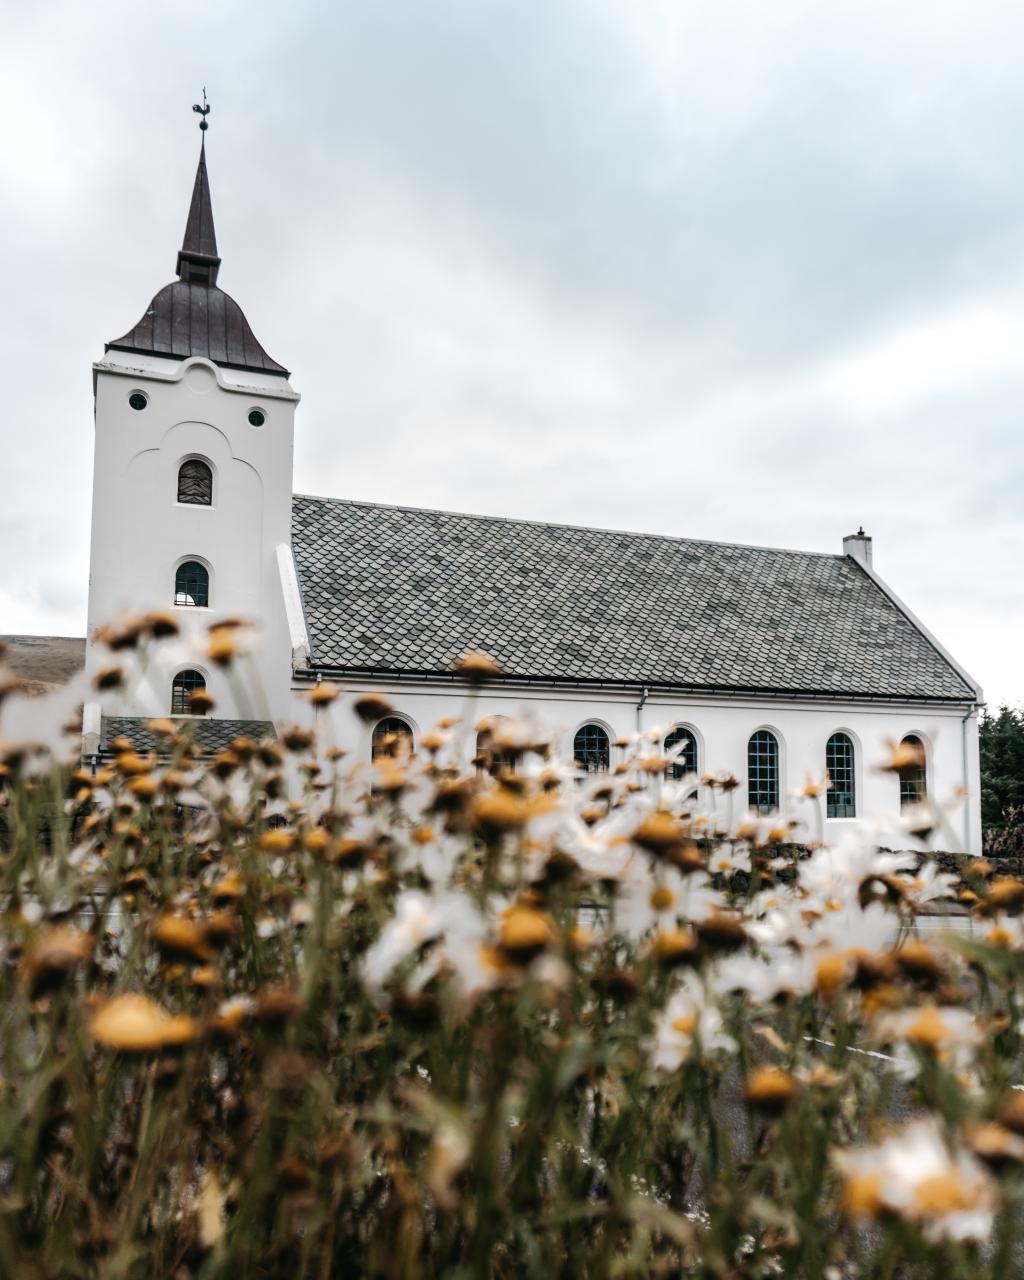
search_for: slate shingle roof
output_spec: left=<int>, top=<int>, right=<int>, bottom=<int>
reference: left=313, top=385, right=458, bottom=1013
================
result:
left=291, top=496, right=976, bottom=702
left=103, top=717, right=275, bottom=756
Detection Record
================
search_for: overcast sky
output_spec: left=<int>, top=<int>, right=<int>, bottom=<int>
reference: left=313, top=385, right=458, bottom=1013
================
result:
left=3, top=1, right=1022, bottom=706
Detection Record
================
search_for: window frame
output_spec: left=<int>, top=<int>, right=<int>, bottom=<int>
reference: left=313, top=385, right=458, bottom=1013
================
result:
left=664, top=722, right=700, bottom=782
left=475, top=714, right=516, bottom=775
left=173, top=556, right=212, bottom=609
left=176, top=456, right=215, bottom=508
left=747, top=727, right=781, bottom=816
left=573, top=722, right=611, bottom=774
left=371, top=715, right=416, bottom=761
left=170, top=667, right=208, bottom=717
left=898, top=733, right=928, bottom=809
left=825, top=730, right=857, bottom=819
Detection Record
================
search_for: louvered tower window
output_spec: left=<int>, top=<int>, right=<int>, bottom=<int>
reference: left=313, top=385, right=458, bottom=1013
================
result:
left=664, top=725, right=698, bottom=780
left=171, top=669, right=206, bottom=716
left=371, top=717, right=414, bottom=760
left=573, top=724, right=610, bottom=774
left=898, top=735, right=927, bottom=808
left=174, top=560, right=209, bottom=607
left=826, top=732, right=856, bottom=818
left=747, top=730, right=780, bottom=814
left=177, top=459, right=213, bottom=505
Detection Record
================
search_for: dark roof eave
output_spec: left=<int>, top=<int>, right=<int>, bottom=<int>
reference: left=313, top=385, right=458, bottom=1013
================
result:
left=293, top=664, right=980, bottom=707
left=104, top=341, right=292, bottom=379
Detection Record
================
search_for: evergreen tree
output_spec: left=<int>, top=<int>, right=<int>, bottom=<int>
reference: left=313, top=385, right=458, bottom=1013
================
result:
left=980, top=706, right=1024, bottom=831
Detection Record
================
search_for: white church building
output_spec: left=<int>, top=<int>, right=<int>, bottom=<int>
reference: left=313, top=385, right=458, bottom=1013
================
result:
left=80, top=135, right=984, bottom=853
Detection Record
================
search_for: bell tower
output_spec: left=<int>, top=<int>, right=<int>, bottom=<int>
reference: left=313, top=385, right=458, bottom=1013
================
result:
left=83, top=106, right=301, bottom=750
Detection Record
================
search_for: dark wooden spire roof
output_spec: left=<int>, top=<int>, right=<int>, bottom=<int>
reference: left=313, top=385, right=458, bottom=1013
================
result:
left=176, top=139, right=220, bottom=284
left=106, top=140, right=289, bottom=377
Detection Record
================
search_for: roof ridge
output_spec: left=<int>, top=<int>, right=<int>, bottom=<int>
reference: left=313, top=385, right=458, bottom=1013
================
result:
left=290, top=491, right=841, bottom=561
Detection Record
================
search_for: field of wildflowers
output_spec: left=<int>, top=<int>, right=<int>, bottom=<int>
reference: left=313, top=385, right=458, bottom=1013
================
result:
left=1, top=626, right=1023, bottom=1278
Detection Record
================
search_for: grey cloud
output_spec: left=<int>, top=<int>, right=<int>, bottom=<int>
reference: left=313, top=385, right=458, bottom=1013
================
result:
left=2, top=0, right=1021, bottom=706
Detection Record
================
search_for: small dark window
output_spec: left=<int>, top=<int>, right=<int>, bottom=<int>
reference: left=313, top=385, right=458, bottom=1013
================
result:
left=664, top=725, right=698, bottom=780
left=177, top=459, right=213, bottom=506
left=129, top=392, right=148, bottom=411
left=174, top=560, right=209, bottom=607
left=476, top=719, right=516, bottom=775
left=573, top=724, right=610, bottom=774
left=826, top=732, right=856, bottom=818
left=248, top=409, right=266, bottom=427
left=748, top=730, right=780, bottom=815
left=898, top=734, right=927, bottom=809
left=372, top=716, right=414, bottom=760
left=186, top=266, right=210, bottom=285
left=171, top=669, right=206, bottom=716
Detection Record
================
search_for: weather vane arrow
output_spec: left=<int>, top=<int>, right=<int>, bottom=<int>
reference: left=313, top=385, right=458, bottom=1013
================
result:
left=192, top=88, right=210, bottom=131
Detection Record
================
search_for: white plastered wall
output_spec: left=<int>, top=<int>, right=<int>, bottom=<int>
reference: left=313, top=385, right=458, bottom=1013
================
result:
left=85, top=353, right=300, bottom=730
left=288, top=678, right=982, bottom=854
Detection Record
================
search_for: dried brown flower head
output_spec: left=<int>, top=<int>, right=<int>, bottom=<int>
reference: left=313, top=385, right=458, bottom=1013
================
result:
left=745, top=1065, right=799, bottom=1114
left=353, top=693, right=394, bottom=724
left=116, top=750, right=154, bottom=777
left=23, top=926, right=91, bottom=996
left=282, top=726, right=315, bottom=752
left=308, top=683, right=341, bottom=707
left=94, top=665, right=125, bottom=692
left=144, top=611, right=180, bottom=639
left=878, top=739, right=926, bottom=773
left=451, top=650, right=503, bottom=683
left=257, top=828, right=297, bottom=855
left=498, top=905, right=556, bottom=962
left=89, top=994, right=199, bottom=1053
left=152, top=915, right=214, bottom=964
left=651, top=928, right=699, bottom=968
left=987, top=878, right=1024, bottom=915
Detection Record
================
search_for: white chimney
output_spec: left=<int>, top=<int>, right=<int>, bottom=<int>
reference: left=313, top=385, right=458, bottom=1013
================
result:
left=843, top=527, right=873, bottom=568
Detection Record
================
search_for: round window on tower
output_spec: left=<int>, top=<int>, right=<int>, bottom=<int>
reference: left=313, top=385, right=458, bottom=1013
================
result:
left=129, top=391, right=149, bottom=411
left=248, top=407, right=266, bottom=428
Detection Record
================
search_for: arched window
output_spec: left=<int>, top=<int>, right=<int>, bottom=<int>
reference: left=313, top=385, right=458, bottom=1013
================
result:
left=174, top=560, right=209, bottom=607
left=573, top=724, right=610, bottom=774
left=372, top=716, right=414, bottom=761
left=177, top=459, right=213, bottom=506
left=664, top=725, right=698, bottom=780
left=826, top=732, right=856, bottom=818
left=898, top=734, right=927, bottom=809
left=747, top=730, right=779, bottom=815
left=171, top=669, right=207, bottom=716
left=475, top=717, right=515, bottom=775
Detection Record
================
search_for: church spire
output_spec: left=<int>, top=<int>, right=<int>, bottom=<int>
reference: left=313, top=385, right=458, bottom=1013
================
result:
left=176, top=96, right=220, bottom=286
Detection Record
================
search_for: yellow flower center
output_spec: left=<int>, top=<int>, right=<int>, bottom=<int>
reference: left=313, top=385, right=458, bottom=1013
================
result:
left=903, top=1007, right=950, bottom=1047
left=912, top=1171, right=977, bottom=1216
left=842, top=1172, right=885, bottom=1217
left=649, top=885, right=676, bottom=911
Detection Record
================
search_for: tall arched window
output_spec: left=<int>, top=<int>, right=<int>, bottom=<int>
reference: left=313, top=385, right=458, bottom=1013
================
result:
left=664, top=725, right=698, bottom=780
left=898, top=734, right=927, bottom=809
left=826, top=732, right=856, bottom=818
left=177, top=459, right=213, bottom=506
left=174, top=560, right=209, bottom=607
left=573, top=724, right=610, bottom=774
left=476, top=717, right=515, bottom=775
left=747, top=730, right=780, bottom=814
left=171, top=669, right=207, bottom=716
left=372, top=716, right=414, bottom=761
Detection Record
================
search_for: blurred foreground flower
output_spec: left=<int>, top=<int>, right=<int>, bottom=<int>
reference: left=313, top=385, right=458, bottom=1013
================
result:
left=89, top=993, right=199, bottom=1052
left=834, top=1117, right=997, bottom=1243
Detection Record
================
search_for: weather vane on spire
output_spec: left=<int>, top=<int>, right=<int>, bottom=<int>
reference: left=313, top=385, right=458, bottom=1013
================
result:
left=192, top=88, right=210, bottom=132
